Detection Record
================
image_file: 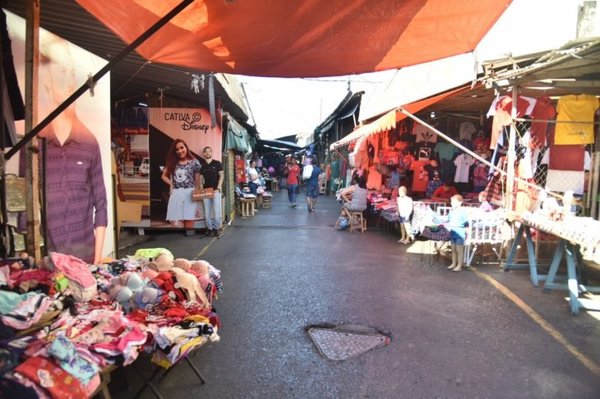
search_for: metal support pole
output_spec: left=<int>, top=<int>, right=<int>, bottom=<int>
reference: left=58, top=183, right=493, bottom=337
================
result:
left=5, top=0, right=195, bottom=161
left=505, top=86, right=518, bottom=212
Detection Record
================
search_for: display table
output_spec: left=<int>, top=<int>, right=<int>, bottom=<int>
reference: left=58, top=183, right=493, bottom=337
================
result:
left=0, top=251, right=223, bottom=398
left=505, top=213, right=600, bottom=314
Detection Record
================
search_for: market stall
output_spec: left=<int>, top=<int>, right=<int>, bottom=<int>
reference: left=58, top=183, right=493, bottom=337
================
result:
left=327, top=40, right=600, bottom=314
left=0, top=248, right=223, bottom=398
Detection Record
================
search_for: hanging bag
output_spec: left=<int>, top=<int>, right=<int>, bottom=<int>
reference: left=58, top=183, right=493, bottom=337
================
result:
left=192, top=187, right=214, bottom=201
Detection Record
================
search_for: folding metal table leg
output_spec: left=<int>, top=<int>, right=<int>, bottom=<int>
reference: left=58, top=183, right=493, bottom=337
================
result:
left=132, top=363, right=166, bottom=399
left=184, top=356, right=207, bottom=384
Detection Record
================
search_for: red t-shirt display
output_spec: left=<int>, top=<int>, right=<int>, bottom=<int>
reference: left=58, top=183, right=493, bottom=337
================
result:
left=409, top=160, right=429, bottom=193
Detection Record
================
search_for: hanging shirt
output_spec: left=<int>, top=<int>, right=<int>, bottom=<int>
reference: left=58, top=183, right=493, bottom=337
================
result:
left=412, top=124, right=438, bottom=143
left=542, top=149, right=591, bottom=195
left=458, top=122, right=476, bottom=140
left=488, top=95, right=536, bottom=149
left=366, top=165, right=382, bottom=190
left=473, top=134, right=490, bottom=151
left=409, top=160, right=429, bottom=193
left=472, top=160, right=489, bottom=189
left=453, top=154, right=474, bottom=183
left=555, top=94, right=599, bottom=145
left=542, top=145, right=586, bottom=171
left=433, top=142, right=457, bottom=161
left=530, top=95, right=556, bottom=149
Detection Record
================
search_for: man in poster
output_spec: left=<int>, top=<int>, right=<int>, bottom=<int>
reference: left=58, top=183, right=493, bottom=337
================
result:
left=200, top=146, right=224, bottom=238
left=39, top=36, right=107, bottom=264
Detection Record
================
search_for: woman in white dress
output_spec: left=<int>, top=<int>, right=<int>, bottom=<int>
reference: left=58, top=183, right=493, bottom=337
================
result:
left=161, top=139, right=201, bottom=228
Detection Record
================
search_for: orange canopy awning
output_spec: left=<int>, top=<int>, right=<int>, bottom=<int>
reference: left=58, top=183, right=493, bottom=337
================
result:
left=330, top=85, right=469, bottom=150
left=75, top=0, right=512, bottom=78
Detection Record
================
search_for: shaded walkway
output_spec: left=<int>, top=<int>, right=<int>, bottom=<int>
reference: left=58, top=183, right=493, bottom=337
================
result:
left=115, top=189, right=600, bottom=399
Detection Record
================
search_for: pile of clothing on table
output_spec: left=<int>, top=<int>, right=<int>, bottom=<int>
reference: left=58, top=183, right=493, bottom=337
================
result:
left=0, top=248, right=223, bottom=399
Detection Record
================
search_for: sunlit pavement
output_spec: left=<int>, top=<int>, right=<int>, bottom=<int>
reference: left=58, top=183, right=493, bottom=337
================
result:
left=114, top=188, right=600, bottom=399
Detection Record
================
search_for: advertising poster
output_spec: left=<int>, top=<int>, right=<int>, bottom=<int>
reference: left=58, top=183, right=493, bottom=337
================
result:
left=148, top=107, right=222, bottom=228
left=7, top=11, right=114, bottom=263
left=112, top=106, right=150, bottom=226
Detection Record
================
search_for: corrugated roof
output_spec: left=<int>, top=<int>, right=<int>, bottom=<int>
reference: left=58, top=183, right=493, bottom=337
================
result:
left=3, top=1, right=250, bottom=121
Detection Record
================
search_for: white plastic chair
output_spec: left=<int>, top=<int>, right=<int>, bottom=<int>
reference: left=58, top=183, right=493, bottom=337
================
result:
left=464, top=210, right=507, bottom=267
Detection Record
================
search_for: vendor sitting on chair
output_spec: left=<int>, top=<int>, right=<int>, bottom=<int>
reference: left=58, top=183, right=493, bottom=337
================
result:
left=430, top=180, right=459, bottom=204
left=339, top=175, right=368, bottom=219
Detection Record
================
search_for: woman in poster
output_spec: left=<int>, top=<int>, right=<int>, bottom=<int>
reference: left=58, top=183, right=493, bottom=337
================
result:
left=161, top=139, right=201, bottom=228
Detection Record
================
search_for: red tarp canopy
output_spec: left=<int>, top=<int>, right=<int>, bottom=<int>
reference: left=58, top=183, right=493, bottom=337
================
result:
left=76, top=0, right=512, bottom=78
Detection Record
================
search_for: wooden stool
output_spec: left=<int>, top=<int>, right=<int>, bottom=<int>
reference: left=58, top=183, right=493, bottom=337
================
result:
left=349, top=211, right=367, bottom=234
left=239, top=198, right=256, bottom=217
left=271, top=180, right=279, bottom=191
left=319, top=179, right=327, bottom=195
left=262, top=195, right=272, bottom=209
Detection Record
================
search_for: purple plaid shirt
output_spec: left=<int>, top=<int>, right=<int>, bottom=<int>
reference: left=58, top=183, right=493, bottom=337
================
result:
left=42, top=119, right=107, bottom=263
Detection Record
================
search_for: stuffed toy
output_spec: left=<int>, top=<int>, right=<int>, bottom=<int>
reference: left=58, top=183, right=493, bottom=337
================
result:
left=193, top=260, right=223, bottom=293
left=174, top=258, right=192, bottom=272
left=171, top=267, right=210, bottom=307
left=190, top=260, right=212, bottom=291
left=148, top=252, right=174, bottom=272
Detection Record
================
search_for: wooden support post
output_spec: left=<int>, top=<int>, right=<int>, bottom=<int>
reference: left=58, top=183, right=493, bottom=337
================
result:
left=24, top=0, right=42, bottom=260
left=591, top=151, right=600, bottom=219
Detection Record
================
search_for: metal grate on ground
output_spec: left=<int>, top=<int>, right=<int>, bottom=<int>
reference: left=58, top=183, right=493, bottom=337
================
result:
left=308, top=325, right=390, bottom=361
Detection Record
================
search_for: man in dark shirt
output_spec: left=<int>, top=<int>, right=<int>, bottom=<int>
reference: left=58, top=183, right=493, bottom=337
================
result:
left=199, top=146, right=224, bottom=237
left=305, top=157, right=322, bottom=212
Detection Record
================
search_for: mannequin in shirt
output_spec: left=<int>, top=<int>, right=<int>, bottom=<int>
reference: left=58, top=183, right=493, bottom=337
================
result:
left=442, top=195, right=469, bottom=272
left=396, top=186, right=414, bottom=244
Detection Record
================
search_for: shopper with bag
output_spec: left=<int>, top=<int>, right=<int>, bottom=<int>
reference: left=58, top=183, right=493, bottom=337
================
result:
left=161, top=139, right=201, bottom=230
left=305, top=158, right=322, bottom=212
left=199, top=146, right=225, bottom=238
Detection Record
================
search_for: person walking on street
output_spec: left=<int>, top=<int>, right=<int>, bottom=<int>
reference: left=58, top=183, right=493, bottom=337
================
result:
left=305, top=158, right=322, bottom=212
left=200, top=146, right=224, bottom=238
left=286, top=158, right=300, bottom=207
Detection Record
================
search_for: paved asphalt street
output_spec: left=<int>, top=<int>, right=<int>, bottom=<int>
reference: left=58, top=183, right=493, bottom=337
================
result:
left=113, top=189, right=600, bottom=399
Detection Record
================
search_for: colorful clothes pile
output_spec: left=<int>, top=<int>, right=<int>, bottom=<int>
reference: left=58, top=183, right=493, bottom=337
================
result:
left=0, top=249, right=223, bottom=399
